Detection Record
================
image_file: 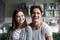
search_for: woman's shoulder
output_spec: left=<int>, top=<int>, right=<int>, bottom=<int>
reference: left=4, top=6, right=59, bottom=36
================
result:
left=8, top=27, right=14, bottom=33
left=25, top=24, right=32, bottom=31
left=26, top=24, right=32, bottom=29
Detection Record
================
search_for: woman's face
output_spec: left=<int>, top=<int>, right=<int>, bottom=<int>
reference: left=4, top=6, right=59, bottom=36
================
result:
left=16, top=11, right=25, bottom=25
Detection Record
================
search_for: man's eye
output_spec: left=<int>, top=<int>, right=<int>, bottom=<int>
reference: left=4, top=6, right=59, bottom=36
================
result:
left=37, top=13, right=40, bottom=14
left=32, top=12, right=40, bottom=14
left=32, top=12, right=35, bottom=14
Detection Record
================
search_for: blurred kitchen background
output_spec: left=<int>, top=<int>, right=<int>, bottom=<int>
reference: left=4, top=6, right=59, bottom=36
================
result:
left=0, top=0, right=60, bottom=40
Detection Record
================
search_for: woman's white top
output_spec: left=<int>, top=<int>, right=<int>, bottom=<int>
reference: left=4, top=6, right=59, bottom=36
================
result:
left=12, top=29, right=21, bottom=40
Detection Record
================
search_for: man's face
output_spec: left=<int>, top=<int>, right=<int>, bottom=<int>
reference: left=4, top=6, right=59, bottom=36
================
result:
left=31, top=8, right=42, bottom=23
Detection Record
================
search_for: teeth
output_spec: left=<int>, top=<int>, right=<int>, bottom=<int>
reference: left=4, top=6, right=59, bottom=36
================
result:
left=35, top=17, right=37, bottom=18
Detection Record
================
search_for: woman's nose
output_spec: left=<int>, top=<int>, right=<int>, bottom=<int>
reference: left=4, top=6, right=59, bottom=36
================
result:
left=20, top=17, right=22, bottom=20
left=18, top=16, right=22, bottom=20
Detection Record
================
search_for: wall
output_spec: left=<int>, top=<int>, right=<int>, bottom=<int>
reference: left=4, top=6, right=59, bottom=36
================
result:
left=2, top=0, right=59, bottom=17
left=0, top=0, right=5, bottom=23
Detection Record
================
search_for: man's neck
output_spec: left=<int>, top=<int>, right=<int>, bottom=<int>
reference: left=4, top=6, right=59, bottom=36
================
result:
left=31, top=21, right=42, bottom=30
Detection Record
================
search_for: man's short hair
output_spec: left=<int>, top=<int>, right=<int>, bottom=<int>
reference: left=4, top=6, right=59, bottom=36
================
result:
left=30, top=5, right=42, bottom=14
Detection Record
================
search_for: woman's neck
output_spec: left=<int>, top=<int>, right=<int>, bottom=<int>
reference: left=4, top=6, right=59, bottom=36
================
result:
left=17, top=24, right=23, bottom=29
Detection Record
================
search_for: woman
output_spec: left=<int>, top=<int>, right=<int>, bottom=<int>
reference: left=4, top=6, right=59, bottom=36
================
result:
left=7, top=8, right=32, bottom=40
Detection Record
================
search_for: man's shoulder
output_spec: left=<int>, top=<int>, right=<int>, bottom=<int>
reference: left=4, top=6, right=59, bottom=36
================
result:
left=42, top=22, right=50, bottom=28
left=41, top=22, right=52, bottom=32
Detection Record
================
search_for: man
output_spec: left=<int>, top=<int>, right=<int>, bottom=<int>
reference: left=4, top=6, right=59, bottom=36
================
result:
left=29, top=5, right=53, bottom=40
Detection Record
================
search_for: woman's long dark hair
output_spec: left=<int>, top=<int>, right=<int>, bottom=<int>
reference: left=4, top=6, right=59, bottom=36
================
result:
left=10, top=8, right=27, bottom=31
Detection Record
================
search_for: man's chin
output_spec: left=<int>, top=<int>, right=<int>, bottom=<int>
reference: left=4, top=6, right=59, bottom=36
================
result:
left=33, top=20, right=38, bottom=23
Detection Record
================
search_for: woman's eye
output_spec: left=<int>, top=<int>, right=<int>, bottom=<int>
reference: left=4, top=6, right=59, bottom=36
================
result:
left=17, top=16, right=20, bottom=17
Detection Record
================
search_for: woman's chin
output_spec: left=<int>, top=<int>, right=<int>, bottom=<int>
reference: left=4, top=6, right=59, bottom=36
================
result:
left=19, top=22, right=23, bottom=24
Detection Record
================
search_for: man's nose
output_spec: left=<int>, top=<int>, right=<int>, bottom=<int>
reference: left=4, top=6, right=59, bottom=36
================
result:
left=35, top=13, right=37, bottom=16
